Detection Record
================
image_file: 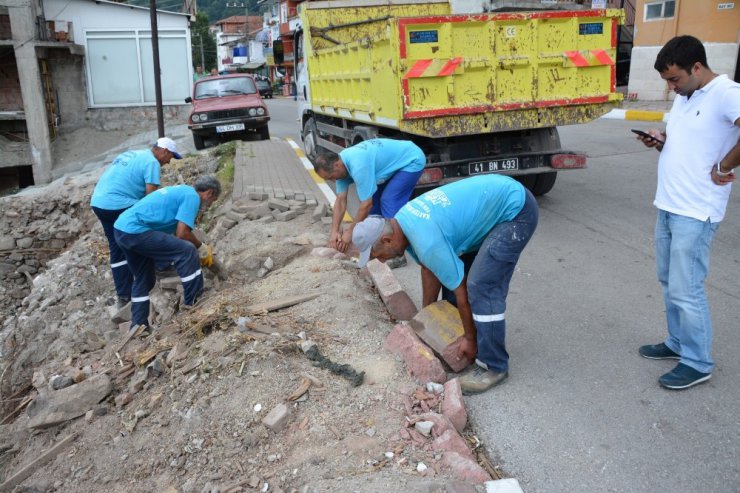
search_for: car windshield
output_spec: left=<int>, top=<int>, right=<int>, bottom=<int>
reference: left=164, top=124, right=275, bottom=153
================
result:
left=194, top=77, right=257, bottom=99
left=256, top=80, right=269, bottom=88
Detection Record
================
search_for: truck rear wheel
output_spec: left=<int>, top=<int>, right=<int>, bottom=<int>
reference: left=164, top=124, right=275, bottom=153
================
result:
left=532, top=172, right=557, bottom=196
left=302, top=118, right=319, bottom=162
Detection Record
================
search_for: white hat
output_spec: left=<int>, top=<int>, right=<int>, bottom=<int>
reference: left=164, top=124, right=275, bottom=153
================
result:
left=352, top=216, right=386, bottom=267
left=155, top=137, right=182, bottom=159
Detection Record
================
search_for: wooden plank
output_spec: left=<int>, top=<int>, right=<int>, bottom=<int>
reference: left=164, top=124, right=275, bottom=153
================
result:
left=244, top=292, right=322, bottom=314
left=0, top=433, right=77, bottom=492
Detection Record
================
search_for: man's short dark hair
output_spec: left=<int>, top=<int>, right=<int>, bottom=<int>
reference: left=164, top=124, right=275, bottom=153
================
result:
left=654, top=35, right=708, bottom=73
left=314, top=151, right=339, bottom=173
left=194, top=175, right=221, bottom=198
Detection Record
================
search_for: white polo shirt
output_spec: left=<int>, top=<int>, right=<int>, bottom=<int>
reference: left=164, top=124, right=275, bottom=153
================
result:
left=655, top=74, right=740, bottom=223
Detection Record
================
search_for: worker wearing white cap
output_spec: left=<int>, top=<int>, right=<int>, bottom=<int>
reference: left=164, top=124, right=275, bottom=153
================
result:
left=90, top=137, right=182, bottom=308
left=352, top=174, right=539, bottom=395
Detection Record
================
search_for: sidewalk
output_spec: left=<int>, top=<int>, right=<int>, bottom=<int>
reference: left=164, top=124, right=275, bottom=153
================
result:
left=601, top=93, right=674, bottom=122
left=232, top=138, right=331, bottom=207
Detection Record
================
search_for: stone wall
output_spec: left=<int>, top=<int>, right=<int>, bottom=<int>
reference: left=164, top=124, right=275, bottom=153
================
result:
left=0, top=174, right=98, bottom=311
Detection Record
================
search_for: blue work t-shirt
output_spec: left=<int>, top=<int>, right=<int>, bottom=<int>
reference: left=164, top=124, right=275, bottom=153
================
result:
left=336, top=139, right=425, bottom=201
left=90, top=150, right=161, bottom=210
left=396, top=174, right=525, bottom=291
left=114, top=185, right=201, bottom=235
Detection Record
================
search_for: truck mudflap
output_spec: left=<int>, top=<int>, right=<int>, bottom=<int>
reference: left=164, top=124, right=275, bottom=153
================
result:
left=415, top=151, right=586, bottom=189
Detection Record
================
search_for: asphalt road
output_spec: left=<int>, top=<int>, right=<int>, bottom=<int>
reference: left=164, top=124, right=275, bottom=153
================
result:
left=268, top=98, right=739, bottom=492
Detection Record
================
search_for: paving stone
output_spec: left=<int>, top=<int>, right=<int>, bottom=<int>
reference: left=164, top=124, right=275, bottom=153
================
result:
left=226, top=211, right=247, bottom=222
left=366, top=259, right=417, bottom=321
left=221, top=218, right=237, bottom=229
left=410, top=300, right=471, bottom=372
left=274, top=190, right=286, bottom=200
left=294, top=192, right=306, bottom=202
left=249, top=192, right=269, bottom=201
left=276, top=210, right=298, bottom=222
left=268, top=198, right=290, bottom=212
left=441, top=378, right=467, bottom=433
left=384, top=324, right=446, bottom=384
left=258, top=215, right=275, bottom=224
left=311, top=204, right=327, bottom=223
left=320, top=216, right=333, bottom=225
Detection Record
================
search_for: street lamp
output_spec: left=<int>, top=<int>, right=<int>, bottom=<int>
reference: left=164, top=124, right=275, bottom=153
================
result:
left=226, top=2, right=251, bottom=63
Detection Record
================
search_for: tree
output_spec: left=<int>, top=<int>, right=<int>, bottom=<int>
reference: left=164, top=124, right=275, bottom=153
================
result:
left=191, top=12, right=218, bottom=72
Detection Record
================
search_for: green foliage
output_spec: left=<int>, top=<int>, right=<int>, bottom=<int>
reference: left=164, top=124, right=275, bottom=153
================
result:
left=214, top=141, right=237, bottom=184
left=191, top=12, right=218, bottom=72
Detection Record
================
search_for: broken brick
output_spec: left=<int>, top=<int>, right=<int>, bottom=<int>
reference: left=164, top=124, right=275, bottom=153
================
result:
left=432, top=429, right=474, bottom=461
left=441, top=378, right=467, bottom=433
left=410, top=300, right=472, bottom=372
left=384, top=324, right=446, bottom=384
left=262, top=403, right=290, bottom=432
left=441, top=451, right=491, bottom=484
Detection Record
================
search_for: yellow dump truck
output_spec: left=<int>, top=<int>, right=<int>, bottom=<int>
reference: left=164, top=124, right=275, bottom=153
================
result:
left=295, top=0, right=624, bottom=195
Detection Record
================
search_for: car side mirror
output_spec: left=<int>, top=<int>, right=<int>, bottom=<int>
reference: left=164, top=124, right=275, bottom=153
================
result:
left=185, top=97, right=192, bottom=104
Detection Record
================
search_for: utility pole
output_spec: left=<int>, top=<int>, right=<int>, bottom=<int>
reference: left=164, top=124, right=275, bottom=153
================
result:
left=149, top=0, right=164, bottom=138
left=199, top=35, right=205, bottom=68
left=226, top=2, right=251, bottom=63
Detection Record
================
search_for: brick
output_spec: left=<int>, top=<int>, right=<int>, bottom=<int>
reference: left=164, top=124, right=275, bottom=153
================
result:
left=366, top=259, right=417, bottom=321
left=419, top=412, right=456, bottom=438
left=432, top=429, right=474, bottom=461
left=484, top=479, right=524, bottom=493
left=441, top=451, right=491, bottom=484
left=262, top=403, right=290, bottom=432
left=268, top=198, right=290, bottom=211
left=384, top=324, right=446, bottom=384
left=441, top=378, right=467, bottom=433
left=410, top=301, right=472, bottom=372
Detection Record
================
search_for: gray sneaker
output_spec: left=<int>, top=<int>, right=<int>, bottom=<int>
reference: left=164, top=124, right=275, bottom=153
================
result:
left=459, top=365, right=509, bottom=395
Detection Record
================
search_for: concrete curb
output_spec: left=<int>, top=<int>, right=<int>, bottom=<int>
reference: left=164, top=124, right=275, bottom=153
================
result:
left=601, top=108, right=668, bottom=122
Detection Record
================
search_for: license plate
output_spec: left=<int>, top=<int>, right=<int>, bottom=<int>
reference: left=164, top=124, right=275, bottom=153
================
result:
left=469, top=157, right=519, bottom=175
left=216, top=123, right=245, bottom=133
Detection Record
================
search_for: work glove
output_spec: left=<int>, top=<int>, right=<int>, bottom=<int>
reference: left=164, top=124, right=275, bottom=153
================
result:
left=198, top=243, right=213, bottom=268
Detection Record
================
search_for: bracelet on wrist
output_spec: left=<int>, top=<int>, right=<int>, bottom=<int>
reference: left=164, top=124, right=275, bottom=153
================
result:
left=716, top=161, right=732, bottom=177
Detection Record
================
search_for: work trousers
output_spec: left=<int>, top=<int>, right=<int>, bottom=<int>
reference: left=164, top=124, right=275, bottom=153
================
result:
left=114, top=229, right=203, bottom=327
left=442, top=189, right=539, bottom=372
left=370, top=169, right=424, bottom=218
left=92, top=206, right=132, bottom=300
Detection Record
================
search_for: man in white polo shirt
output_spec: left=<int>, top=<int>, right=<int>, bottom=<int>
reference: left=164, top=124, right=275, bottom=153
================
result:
left=636, top=35, right=740, bottom=390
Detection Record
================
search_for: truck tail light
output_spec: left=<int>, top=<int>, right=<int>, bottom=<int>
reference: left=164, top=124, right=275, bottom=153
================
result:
left=417, top=167, right=443, bottom=185
left=550, top=153, right=587, bottom=169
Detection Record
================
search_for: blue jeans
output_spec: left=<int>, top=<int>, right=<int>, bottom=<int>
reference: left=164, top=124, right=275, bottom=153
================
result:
left=370, top=169, right=424, bottom=217
left=92, top=206, right=132, bottom=300
left=114, top=229, right=203, bottom=327
left=443, top=189, right=539, bottom=373
left=655, top=210, right=719, bottom=374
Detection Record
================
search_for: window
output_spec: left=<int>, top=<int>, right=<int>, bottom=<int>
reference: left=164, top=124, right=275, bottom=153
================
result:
left=645, top=1, right=675, bottom=21
left=85, top=29, right=190, bottom=107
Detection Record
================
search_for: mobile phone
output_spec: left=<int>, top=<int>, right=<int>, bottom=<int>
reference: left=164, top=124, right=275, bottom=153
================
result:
left=631, top=129, right=664, bottom=144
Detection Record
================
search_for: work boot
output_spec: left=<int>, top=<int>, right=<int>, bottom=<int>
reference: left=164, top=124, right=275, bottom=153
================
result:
left=116, top=297, right=131, bottom=309
left=459, top=365, right=508, bottom=395
left=639, top=342, right=680, bottom=360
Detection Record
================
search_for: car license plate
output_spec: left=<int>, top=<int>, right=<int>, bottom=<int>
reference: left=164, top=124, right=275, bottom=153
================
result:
left=216, top=123, right=245, bottom=133
left=469, top=157, right=519, bottom=175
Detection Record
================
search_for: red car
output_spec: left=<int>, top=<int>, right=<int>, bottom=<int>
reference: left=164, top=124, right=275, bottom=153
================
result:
left=185, top=74, right=270, bottom=150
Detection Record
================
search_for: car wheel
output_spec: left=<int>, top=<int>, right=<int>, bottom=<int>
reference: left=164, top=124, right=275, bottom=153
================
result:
left=259, top=126, right=270, bottom=140
left=302, top=117, right=320, bottom=162
left=193, top=133, right=205, bottom=150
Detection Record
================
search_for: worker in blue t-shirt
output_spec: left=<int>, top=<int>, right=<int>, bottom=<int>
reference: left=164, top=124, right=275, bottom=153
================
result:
left=90, top=137, right=182, bottom=308
left=352, top=174, right=539, bottom=395
left=113, top=176, right=221, bottom=332
left=313, top=139, right=425, bottom=252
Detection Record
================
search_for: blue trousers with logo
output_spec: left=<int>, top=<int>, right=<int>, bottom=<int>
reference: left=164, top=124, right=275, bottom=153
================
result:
left=92, top=206, right=132, bottom=300
left=114, top=229, right=203, bottom=327
left=442, top=189, right=539, bottom=373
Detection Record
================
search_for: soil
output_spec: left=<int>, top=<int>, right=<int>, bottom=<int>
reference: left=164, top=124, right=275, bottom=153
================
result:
left=0, top=146, right=499, bottom=493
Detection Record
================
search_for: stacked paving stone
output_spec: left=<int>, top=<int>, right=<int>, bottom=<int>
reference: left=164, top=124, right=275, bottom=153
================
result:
left=215, top=188, right=328, bottom=232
